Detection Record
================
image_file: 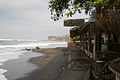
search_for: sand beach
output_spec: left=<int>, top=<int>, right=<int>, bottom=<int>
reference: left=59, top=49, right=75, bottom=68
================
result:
left=17, top=47, right=69, bottom=80
left=1, top=47, right=69, bottom=80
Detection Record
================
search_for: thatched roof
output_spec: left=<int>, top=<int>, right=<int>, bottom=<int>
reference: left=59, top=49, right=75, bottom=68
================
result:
left=70, top=27, right=80, bottom=38
left=64, top=19, right=85, bottom=27
left=64, top=12, right=120, bottom=36
left=79, top=11, right=120, bottom=35
left=79, top=22, right=91, bottom=34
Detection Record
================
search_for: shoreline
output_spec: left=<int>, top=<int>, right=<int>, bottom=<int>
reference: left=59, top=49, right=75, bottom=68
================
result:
left=0, top=46, right=92, bottom=80
left=30, top=47, right=68, bottom=68
left=18, top=47, right=69, bottom=80
left=1, top=51, right=43, bottom=80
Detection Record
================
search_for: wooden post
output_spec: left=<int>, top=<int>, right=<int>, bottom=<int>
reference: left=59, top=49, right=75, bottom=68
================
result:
left=84, top=34, right=86, bottom=50
left=81, top=34, right=83, bottom=49
left=82, top=34, right=84, bottom=49
left=113, top=34, right=119, bottom=52
left=88, top=32, right=92, bottom=52
left=108, top=33, right=111, bottom=51
left=93, top=35, right=96, bottom=60
left=79, top=34, right=81, bottom=48
left=96, top=33, right=102, bottom=51
left=85, top=33, right=88, bottom=50
left=83, top=34, right=85, bottom=49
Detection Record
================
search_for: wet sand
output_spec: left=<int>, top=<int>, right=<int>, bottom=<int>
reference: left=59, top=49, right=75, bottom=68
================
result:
left=1, top=51, right=44, bottom=80
left=17, top=47, right=69, bottom=80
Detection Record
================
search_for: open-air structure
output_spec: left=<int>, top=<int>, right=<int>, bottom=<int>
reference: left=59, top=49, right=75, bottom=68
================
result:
left=64, top=11, right=120, bottom=80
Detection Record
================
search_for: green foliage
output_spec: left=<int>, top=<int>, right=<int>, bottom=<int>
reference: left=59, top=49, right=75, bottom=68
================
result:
left=49, top=0, right=71, bottom=21
left=49, top=0, right=120, bottom=21
left=94, top=0, right=103, bottom=4
left=73, top=35, right=80, bottom=40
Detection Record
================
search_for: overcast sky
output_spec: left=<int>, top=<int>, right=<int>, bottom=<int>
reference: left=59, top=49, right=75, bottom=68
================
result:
left=0, top=0, right=89, bottom=40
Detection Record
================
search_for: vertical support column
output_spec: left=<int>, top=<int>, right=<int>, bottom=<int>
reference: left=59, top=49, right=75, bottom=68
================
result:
left=81, top=34, right=83, bottom=49
left=108, top=33, right=111, bottom=51
left=93, top=35, right=96, bottom=60
left=96, top=33, right=102, bottom=58
left=85, top=33, right=88, bottom=50
left=88, top=32, right=92, bottom=52
left=84, top=34, right=86, bottom=50
left=113, top=34, right=119, bottom=52
left=80, top=34, right=83, bottom=49
left=96, top=33, right=102, bottom=51
left=82, top=34, right=84, bottom=49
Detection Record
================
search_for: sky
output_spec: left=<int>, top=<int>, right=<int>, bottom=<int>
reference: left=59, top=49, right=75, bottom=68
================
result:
left=0, top=0, right=89, bottom=40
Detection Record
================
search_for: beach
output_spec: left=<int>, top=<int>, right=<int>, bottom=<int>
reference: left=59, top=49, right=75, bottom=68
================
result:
left=1, top=47, right=69, bottom=80
left=0, top=40, right=68, bottom=80
left=17, top=47, right=69, bottom=80
left=0, top=42, right=92, bottom=80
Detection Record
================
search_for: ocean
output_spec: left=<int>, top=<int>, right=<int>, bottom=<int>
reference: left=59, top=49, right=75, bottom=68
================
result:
left=0, top=39, right=67, bottom=80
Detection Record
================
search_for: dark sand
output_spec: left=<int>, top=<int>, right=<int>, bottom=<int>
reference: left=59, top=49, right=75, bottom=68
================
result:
left=17, top=47, right=69, bottom=80
left=1, top=52, right=44, bottom=80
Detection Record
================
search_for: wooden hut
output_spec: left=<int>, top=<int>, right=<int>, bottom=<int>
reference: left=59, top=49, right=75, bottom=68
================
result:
left=63, top=14, right=120, bottom=79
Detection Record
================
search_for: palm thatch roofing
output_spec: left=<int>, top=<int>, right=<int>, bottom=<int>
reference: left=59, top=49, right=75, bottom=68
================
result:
left=64, top=11, right=120, bottom=36
left=79, top=11, right=120, bottom=35
left=79, top=22, right=103, bottom=35
left=70, top=26, right=80, bottom=38
left=64, top=19, right=85, bottom=27
left=79, top=24, right=89, bottom=34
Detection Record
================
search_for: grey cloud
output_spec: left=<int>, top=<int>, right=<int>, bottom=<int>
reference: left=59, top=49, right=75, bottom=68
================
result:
left=0, top=9, right=28, bottom=21
left=0, top=0, right=71, bottom=40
